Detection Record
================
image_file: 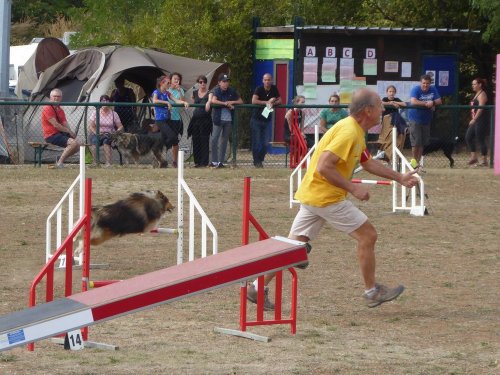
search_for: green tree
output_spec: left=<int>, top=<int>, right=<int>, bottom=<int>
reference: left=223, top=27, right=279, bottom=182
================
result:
left=471, top=0, right=500, bottom=44
left=12, top=0, right=83, bottom=23
left=68, top=0, right=497, bottom=100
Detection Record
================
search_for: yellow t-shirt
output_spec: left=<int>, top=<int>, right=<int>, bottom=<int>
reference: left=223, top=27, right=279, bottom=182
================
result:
left=294, top=116, right=370, bottom=207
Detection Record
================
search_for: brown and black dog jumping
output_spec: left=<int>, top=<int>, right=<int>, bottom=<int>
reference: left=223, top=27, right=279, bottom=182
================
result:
left=75, top=190, right=174, bottom=257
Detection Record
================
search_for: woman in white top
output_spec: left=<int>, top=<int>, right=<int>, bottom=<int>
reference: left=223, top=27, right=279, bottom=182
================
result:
left=88, top=94, right=124, bottom=166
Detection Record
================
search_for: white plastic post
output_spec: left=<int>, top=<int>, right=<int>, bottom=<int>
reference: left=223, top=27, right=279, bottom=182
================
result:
left=176, top=151, right=218, bottom=265
left=45, top=146, right=86, bottom=265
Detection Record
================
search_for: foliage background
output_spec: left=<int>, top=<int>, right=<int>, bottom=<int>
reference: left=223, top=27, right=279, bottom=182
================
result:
left=10, top=0, right=499, bottom=102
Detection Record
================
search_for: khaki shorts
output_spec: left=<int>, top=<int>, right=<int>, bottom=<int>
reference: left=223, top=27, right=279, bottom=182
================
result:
left=289, top=200, right=368, bottom=241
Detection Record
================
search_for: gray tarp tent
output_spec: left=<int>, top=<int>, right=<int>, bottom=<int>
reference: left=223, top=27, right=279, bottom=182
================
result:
left=21, top=45, right=228, bottom=163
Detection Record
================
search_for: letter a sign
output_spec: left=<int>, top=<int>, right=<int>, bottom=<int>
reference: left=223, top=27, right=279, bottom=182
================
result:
left=305, top=46, right=316, bottom=57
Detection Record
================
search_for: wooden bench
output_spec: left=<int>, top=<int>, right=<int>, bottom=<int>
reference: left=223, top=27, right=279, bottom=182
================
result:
left=28, top=142, right=65, bottom=167
left=28, top=141, right=123, bottom=167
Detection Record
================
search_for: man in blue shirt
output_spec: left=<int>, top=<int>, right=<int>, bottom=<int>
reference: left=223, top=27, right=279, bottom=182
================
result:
left=407, top=74, right=442, bottom=167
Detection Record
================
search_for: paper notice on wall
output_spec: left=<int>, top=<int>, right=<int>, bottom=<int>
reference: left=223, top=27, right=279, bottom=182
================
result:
left=303, top=72, right=318, bottom=84
left=339, top=58, right=355, bottom=80
left=363, top=59, right=377, bottom=76
left=321, top=57, right=337, bottom=82
left=438, top=71, right=449, bottom=86
left=352, top=77, right=367, bottom=91
left=401, top=62, right=412, bottom=78
left=301, top=83, right=317, bottom=99
left=339, top=79, right=353, bottom=103
left=384, top=61, right=399, bottom=73
left=303, top=57, right=318, bottom=84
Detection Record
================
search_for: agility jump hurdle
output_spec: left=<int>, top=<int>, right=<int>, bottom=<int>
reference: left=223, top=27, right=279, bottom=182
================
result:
left=289, top=126, right=426, bottom=216
left=215, top=177, right=304, bottom=342
left=0, top=237, right=308, bottom=352
left=45, top=148, right=216, bottom=268
left=45, top=147, right=86, bottom=268
left=36, top=148, right=217, bottom=349
left=390, top=128, right=426, bottom=216
left=177, top=150, right=217, bottom=264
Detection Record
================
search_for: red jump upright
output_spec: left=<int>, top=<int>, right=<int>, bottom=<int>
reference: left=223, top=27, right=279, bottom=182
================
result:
left=238, top=177, right=305, bottom=338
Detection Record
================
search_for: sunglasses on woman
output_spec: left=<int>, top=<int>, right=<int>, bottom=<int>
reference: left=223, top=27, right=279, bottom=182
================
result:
left=198, top=80, right=207, bottom=84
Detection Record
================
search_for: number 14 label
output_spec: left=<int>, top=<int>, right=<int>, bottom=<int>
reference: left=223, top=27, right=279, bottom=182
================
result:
left=65, top=329, right=84, bottom=350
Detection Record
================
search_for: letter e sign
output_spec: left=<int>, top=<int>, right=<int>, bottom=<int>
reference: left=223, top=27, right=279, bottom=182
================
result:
left=366, top=49, right=376, bottom=59
left=343, top=48, right=353, bottom=58
left=305, top=46, right=316, bottom=57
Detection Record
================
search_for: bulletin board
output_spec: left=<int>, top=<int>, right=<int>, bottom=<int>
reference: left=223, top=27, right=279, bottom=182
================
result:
left=295, top=32, right=456, bottom=103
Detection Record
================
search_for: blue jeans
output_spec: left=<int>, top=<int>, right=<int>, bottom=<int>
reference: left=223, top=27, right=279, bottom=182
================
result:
left=250, top=117, right=270, bottom=164
left=211, top=121, right=232, bottom=163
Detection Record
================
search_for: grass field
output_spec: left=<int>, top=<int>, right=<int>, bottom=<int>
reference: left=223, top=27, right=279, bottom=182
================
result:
left=0, top=164, right=498, bottom=374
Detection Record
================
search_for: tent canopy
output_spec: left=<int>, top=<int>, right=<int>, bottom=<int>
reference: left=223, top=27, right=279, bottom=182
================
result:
left=28, top=45, right=228, bottom=103
left=21, top=45, right=229, bottom=162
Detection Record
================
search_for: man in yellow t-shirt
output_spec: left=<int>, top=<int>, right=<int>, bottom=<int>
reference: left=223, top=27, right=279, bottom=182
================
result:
left=247, top=89, right=419, bottom=310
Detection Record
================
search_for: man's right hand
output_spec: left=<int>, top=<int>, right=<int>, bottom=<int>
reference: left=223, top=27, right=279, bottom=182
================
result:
left=351, top=184, right=370, bottom=201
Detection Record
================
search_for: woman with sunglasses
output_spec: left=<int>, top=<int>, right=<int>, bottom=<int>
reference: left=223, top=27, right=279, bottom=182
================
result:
left=88, top=94, right=124, bottom=167
left=188, top=75, right=213, bottom=167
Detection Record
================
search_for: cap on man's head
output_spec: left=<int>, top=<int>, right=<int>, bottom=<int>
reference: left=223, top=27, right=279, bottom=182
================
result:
left=218, top=73, right=230, bottom=82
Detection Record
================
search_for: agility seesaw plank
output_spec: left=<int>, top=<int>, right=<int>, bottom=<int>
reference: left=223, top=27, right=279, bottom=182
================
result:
left=0, top=236, right=308, bottom=351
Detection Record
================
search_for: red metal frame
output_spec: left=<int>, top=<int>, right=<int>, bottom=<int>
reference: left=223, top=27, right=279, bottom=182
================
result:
left=239, top=177, right=299, bottom=334
left=27, top=178, right=92, bottom=351
left=289, top=109, right=308, bottom=169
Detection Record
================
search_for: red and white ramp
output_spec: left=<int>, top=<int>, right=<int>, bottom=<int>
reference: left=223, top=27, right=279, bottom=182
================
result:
left=0, top=237, right=308, bottom=351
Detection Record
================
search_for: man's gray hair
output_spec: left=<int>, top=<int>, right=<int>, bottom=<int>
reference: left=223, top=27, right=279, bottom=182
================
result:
left=349, top=88, right=378, bottom=115
left=50, top=88, right=62, bottom=97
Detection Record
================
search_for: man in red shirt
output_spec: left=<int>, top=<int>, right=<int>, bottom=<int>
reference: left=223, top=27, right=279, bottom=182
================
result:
left=42, top=88, right=81, bottom=167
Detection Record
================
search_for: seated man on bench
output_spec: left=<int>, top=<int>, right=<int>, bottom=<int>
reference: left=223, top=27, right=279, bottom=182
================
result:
left=42, top=88, right=81, bottom=168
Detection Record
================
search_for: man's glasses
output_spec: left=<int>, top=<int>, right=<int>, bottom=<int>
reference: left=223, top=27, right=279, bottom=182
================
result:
left=101, top=99, right=109, bottom=103
left=198, top=81, right=207, bottom=84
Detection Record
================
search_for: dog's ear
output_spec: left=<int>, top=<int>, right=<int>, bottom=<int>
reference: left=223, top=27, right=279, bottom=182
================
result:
left=156, top=190, right=174, bottom=212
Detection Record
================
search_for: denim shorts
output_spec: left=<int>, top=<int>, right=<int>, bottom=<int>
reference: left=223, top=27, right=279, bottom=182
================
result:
left=45, top=132, right=71, bottom=147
